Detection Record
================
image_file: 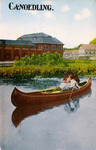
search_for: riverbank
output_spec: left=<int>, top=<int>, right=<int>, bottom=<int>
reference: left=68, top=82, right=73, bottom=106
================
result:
left=0, top=52, right=96, bottom=78
left=0, top=63, right=96, bottom=78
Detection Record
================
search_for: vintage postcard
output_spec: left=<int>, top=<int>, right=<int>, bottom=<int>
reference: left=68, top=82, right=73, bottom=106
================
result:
left=0, top=0, right=96, bottom=150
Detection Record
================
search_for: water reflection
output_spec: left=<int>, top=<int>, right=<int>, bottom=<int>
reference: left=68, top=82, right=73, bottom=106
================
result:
left=1, top=77, right=61, bottom=90
left=12, top=89, right=92, bottom=127
left=64, top=89, right=92, bottom=114
left=64, top=98, right=80, bottom=114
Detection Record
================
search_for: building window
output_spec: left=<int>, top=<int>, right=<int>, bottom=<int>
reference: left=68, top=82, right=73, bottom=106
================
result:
left=54, top=45, right=56, bottom=50
left=44, top=45, right=46, bottom=50
left=60, top=46, right=62, bottom=50
left=58, top=46, right=60, bottom=50
left=51, top=45, right=54, bottom=50
left=47, top=45, right=49, bottom=50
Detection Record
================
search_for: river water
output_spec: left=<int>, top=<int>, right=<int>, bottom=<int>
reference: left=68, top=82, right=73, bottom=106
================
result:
left=0, top=76, right=96, bottom=150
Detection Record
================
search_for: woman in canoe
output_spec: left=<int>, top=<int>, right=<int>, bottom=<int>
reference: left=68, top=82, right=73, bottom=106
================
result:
left=53, top=74, right=80, bottom=91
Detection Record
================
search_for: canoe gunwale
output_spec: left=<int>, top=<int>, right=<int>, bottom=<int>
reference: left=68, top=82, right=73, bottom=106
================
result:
left=13, top=77, right=91, bottom=97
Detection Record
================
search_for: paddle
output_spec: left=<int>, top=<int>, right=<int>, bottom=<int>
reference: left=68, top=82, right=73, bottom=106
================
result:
left=69, top=88, right=74, bottom=101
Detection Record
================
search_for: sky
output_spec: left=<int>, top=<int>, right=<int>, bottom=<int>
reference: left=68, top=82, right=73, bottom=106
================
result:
left=0, top=0, right=96, bottom=48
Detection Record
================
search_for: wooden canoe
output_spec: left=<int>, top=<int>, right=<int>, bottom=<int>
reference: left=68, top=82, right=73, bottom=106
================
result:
left=12, top=88, right=91, bottom=127
left=11, top=77, right=92, bottom=107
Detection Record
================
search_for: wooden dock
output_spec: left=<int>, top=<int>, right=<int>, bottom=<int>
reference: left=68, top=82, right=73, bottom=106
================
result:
left=0, top=61, right=15, bottom=67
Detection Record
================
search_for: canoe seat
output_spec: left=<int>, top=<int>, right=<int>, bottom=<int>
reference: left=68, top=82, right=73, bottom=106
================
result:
left=42, top=90, right=63, bottom=94
left=79, top=81, right=87, bottom=87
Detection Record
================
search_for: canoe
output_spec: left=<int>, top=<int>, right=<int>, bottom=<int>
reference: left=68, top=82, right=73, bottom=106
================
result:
left=11, top=77, right=92, bottom=107
left=12, top=88, right=91, bottom=127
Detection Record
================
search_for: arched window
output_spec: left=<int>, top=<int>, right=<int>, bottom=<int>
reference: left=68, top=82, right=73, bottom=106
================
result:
left=47, top=45, right=49, bottom=50
left=57, top=46, right=59, bottom=50
left=44, top=45, right=46, bottom=50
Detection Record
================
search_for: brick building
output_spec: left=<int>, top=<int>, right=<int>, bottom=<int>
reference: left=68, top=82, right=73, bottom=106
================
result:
left=0, top=32, right=64, bottom=61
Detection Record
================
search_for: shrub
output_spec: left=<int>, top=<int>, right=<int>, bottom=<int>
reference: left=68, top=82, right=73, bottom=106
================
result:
left=13, top=52, right=67, bottom=66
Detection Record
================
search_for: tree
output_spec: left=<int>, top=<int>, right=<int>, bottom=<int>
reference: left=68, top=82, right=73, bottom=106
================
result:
left=89, top=38, right=96, bottom=45
left=63, top=44, right=82, bottom=51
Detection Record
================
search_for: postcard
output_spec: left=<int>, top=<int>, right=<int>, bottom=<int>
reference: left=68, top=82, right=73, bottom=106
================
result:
left=0, top=0, right=96, bottom=150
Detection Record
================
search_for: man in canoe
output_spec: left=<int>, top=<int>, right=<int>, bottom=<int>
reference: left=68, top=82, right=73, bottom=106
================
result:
left=53, top=74, right=80, bottom=91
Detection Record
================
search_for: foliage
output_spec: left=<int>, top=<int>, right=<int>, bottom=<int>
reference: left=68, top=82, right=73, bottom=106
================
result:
left=0, top=52, right=96, bottom=78
left=89, top=37, right=96, bottom=45
left=0, top=65, right=66, bottom=78
left=63, top=44, right=82, bottom=51
left=13, top=52, right=67, bottom=66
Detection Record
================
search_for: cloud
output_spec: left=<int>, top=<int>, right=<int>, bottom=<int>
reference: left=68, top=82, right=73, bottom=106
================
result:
left=61, top=5, right=70, bottom=12
left=81, top=8, right=91, bottom=18
left=74, top=8, right=91, bottom=21
left=43, top=12, right=53, bottom=18
left=74, top=14, right=82, bottom=21
left=42, top=0, right=54, bottom=5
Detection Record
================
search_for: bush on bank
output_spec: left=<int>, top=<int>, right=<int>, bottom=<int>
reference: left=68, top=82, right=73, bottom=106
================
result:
left=0, top=65, right=67, bottom=78
left=13, top=52, right=68, bottom=66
